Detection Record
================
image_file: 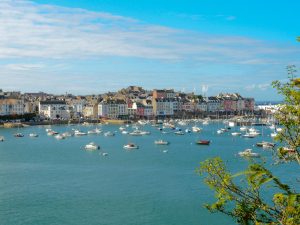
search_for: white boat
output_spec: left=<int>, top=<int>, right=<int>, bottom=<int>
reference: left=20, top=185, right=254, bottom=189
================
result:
left=0, top=136, right=4, bottom=142
left=62, top=132, right=73, bottom=137
left=174, top=131, right=184, bottom=135
left=276, top=127, right=283, bottom=132
left=55, top=134, right=65, bottom=140
left=88, top=128, right=102, bottom=134
left=202, top=120, right=209, bottom=125
left=85, top=142, right=100, bottom=150
left=269, top=124, right=276, bottom=130
left=238, top=149, right=260, bottom=158
left=140, top=131, right=151, bottom=135
left=121, top=130, right=129, bottom=134
left=45, top=128, right=52, bottom=132
left=240, top=126, right=248, bottom=131
left=102, top=152, right=108, bottom=156
left=119, top=126, right=126, bottom=131
left=47, top=130, right=59, bottom=136
left=217, top=129, right=225, bottom=134
left=242, top=133, right=256, bottom=138
left=271, top=132, right=278, bottom=138
left=123, top=143, right=139, bottom=149
left=154, top=140, right=169, bottom=145
left=185, top=128, right=191, bottom=133
left=231, top=132, right=242, bottom=136
left=129, top=130, right=143, bottom=136
left=228, top=121, right=235, bottom=127
left=104, top=131, right=115, bottom=136
left=29, top=133, right=39, bottom=137
left=192, top=126, right=202, bottom=133
left=249, top=131, right=260, bottom=136
left=74, top=130, right=87, bottom=136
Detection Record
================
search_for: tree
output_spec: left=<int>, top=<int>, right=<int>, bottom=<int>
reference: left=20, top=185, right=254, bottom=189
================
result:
left=198, top=68, right=300, bottom=225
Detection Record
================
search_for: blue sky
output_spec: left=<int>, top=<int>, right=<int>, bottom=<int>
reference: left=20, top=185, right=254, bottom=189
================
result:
left=1, top=0, right=299, bottom=100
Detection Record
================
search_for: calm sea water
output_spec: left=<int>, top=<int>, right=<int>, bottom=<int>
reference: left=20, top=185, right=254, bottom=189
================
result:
left=0, top=122, right=298, bottom=225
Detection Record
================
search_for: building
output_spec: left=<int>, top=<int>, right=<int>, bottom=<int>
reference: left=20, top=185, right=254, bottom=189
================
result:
left=83, top=103, right=98, bottom=119
left=98, top=100, right=128, bottom=119
left=207, top=97, right=221, bottom=112
left=0, top=99, right=25, bottom=116
left=39, top=100, right=70, bottom=120
left=152, top=98, right=174, bottom=116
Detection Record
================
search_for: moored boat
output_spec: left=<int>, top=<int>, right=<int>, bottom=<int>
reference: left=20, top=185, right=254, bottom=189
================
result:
left=238, top=149, right=260, bottom=158
left=196, top=140, right=210, bottom=145
left=14, top=133, right=24, bottom=137
left=154, top=140, right=169, bottom=145
left=29, top=133, right=39, bottom=137
left=85, top=142, right=100, bottom=150
left=0, top=136, right=4, bottom=142
left=231, top=132, right=241, bottom=136
left=123, top=143, right=139, bottom=150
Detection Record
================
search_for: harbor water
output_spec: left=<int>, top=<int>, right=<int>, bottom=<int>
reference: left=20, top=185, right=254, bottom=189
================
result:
left=0, top=122, right=298, bottom=225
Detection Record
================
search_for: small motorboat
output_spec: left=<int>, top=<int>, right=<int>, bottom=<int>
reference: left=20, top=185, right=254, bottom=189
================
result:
left=196, top=140, right=210, bottom=145
left=14, top=133, right=24, bottom=137
left=185, top=128, right=191, bottom=133
left=74, top=130, right=87, bottom=136
left=29, top=133, right=39, bottom=137
left=154, top=140, right=169, bottom=145
left=47, top=130, right=59, bottom=136
left=240, top=126, right=247, bottom=131
left=104, top=131, right=115, bottom=137
left=174, top=131, right=184, bottom=135
left=85, top=142, right=100, bottom=150
left=55, top=134, right=65, bottom=140
left=119, top=126, right=126, bottom=131
left=123, top=143, right=139, bottom=150
left=270, top=132, right=278, bottom=138
left=192, top=126, right=202, bottom=133
left=238, top=149, right=260, bottom=158
left=101, top=152, right=108, bottom=156
left=242, top=133, right=256, bottom=138
left=88, top=128, right=102, bottom=134
left=0, top=136, right=4, bottom=142
left=62, top=132, right=73, bottom=137
left=121, top=130, right=129, bottom=134
left=129, top=130, right=143, bottom=136
left=231, top=132, right=242, bottom=136
left=256, top=141, right=275, bottom=148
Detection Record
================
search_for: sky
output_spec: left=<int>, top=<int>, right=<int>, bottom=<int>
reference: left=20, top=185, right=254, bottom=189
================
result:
left=0, top=0, right=299, bottom=100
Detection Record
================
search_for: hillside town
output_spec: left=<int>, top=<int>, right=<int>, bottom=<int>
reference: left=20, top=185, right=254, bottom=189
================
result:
left=0, top=86, right=258, bottom=122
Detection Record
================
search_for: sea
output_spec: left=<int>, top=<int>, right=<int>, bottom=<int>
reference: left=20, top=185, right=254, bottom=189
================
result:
left=0, top=122, right=298, bottom=225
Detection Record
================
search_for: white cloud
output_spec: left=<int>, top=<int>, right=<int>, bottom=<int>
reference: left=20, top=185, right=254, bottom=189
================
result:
left=0, top=0, right=298, bottom=64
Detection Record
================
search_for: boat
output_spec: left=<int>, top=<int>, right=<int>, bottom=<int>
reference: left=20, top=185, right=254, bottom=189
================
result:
left=102, top=152, right=108, bottom=156
left=129, top=130, right=143, bottom=136
left=74, top=130, right=87, bottom=136
left=270, top=132, right=278, bottom=138
left=119, top=126, right=126, bottom=131
left=47, top=130, right=59, bottom=136
left=87, top=128, right=102, bottom=134
left=240, top=126, right=247, bottom=131
left=62, top=132, right=73, bottom=137
left=174, top=131, right=184, bottom=135
left=242, top=133, right=256, bottom=138
left=14, top=133, right=24, bottom=137
left=231, top=132, right=242, bottom=136
left=192, top=126, right=202, bottom=133
left=256, top=141, right=275, bottom=148
left=85, top=142, right=100, bottom=150
left=196, top=140, right=210, bottom=145
left=29, top=133, right=39, bottom=137
left=104, top=131, right=115, bottom=136
left=154, top=140, right=169, bottom=145
left=238, top=149, right=260, bottom=158
left=121, top=130, right=129, bottom=134
left=55, top=134, right=65, bottom=140
left=202, top=120, right=209, bottom=125
left=185, top=128, right=191, bottom=133
left=0, top=136, right=4, bottom=142
left=276, top=127, right=283, bottom=132
left=123, top=143, right=139, bottom=150
left=140, top=131, right=151, bottom=135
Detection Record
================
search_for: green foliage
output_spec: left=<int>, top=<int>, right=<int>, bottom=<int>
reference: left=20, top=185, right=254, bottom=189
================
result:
left=199, top=64, right=300, bottom=225
left=197, top=158, right=300, bottom=225
left=272, top=65, right=300, bottom=163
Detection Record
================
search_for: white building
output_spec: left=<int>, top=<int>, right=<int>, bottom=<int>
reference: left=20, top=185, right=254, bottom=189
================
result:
left=195, top=101, right=207, bottom=112
left=98, top=100, right=128, bottom=119
left=0, top=99, right=25, bottom=116
left=207, top=97, right=221, bottom=112
left=39, top=100, right=70, bottom=120
left=153, top=98, right=174, bottom=116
